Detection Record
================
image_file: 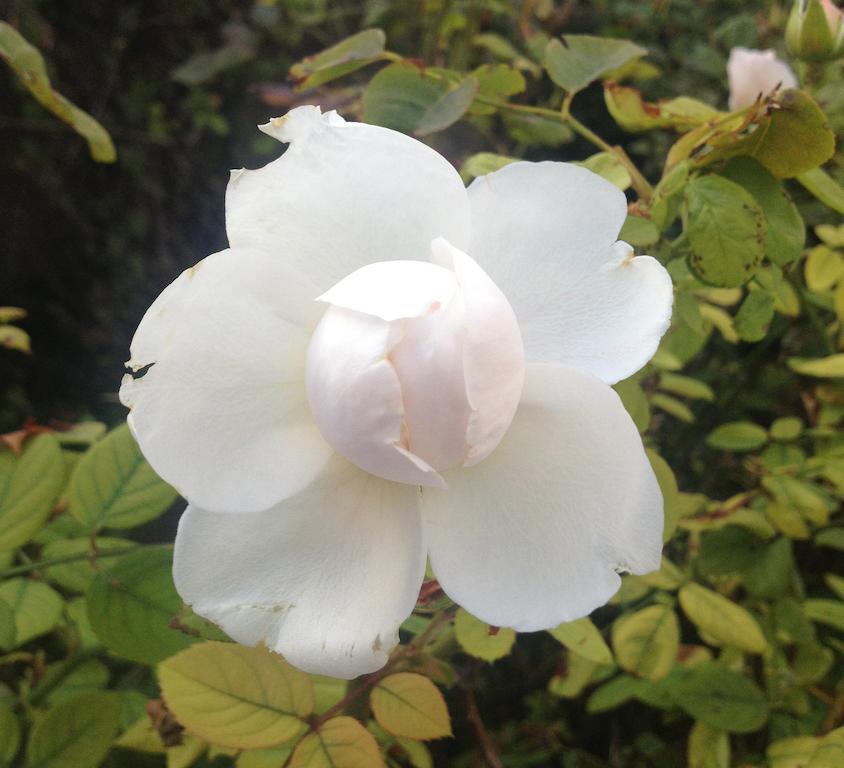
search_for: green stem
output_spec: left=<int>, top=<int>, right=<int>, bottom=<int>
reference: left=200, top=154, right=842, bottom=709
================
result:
left=27, top=648, right=102, bottom=707
left=0, top=545, right=140, bottom=580
left=561, top=93, right=654, bottom=201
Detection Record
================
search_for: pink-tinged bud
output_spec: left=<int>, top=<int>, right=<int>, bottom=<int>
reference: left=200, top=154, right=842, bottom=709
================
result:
left=787, top=0, right=844, bottom=61
left=726, top=48, right=798, bottom=112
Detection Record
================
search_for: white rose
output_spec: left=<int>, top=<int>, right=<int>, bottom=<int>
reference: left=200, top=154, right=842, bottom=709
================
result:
left=120, top=106, right=673, bottom=679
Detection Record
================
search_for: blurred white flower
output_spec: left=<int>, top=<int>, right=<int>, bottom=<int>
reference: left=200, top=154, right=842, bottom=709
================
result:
left=120, top=106, right=673, bottom=679
left=727, top=47, right=798, bottom=111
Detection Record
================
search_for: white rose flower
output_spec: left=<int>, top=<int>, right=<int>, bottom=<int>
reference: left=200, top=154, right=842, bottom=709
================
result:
left=727, top=47, right=798, bottom=111
left=120, top=105, right=674, bottom=679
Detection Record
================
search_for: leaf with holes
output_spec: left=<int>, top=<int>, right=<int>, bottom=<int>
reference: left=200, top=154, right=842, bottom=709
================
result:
left=370, top=673, right=451, bottom=740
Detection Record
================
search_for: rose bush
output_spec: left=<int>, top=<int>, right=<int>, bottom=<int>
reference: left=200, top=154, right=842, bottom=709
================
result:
left=1, top=2, right=843, bottom=767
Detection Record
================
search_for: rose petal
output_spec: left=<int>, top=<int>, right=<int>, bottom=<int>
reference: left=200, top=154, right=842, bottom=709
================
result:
left=226, top=105, right=471, bottom=291
left=174, top=456, right=425, bottom=679
left=120, top=247, right=332, bottom=514
left=468, top=161, right=673, bottom=384
left=422, top=362, right=663, bottom=631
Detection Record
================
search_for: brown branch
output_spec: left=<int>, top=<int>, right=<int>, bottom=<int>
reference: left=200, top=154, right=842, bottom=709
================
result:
left=464, top=676, right=504, bottom=768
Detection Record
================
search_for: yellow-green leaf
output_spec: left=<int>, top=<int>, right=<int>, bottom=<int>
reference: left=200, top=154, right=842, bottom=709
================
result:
left=0, top=22, right=115, bottom=162
left=0, top=434, right=65, bottom=552
left=0, top=578, right=63, bottom=647
left=611, top=604, right=679, bottom=681
left=803, top=599, right=844, bottom=631
left=688, top=721, right=730, bottom=768
left=289, top=716, right=384, bottom=768
left=788, top=354, right=844, bottom=378
left=289, top=29, right=386, bottom=89
left=454, top=608, right=516, bottom=662
left=797, top=166, right=844, bottom=214
left=370, top=672, right=451, bottom=740
left=159, top=641, right=313, bottom=749
left=806, top=245, right=844, bottom=293
left=706, top=422, right=768, bottom=452
left=678, top=583, right=767, bottom=653
left=548, top=618, right=613, bottom=664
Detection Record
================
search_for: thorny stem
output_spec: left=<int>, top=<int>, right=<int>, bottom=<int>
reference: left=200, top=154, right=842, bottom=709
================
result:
left=0, top=545, right=140, bottom=580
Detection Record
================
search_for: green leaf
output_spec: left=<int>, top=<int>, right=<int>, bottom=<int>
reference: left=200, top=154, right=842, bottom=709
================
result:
left=548, top=652, right=602, bottom=698
left=289, top=29, right=386, bottom=89
left=698, top=90, right=835, bottom=178
left=611, top=604, right=679, bottom=681
left=68, top=424, right=178, bottom=531
left=788, top=355, right=844, bottom=378
left=0, top=22, right=115, bottom=162
left=688, top=721, right=730, bottom=768
left=684, top=175, right=766, bottom=287
left=0, top=578, right=63, bottom=646
left=159, top=641, right=313, bottom=749
left=471, top=63, right=525, bottom=114
left=805, top=246, right=844, bottom=293
left=42, top=537, right=135, bottom=593
left=0, top=699, right=20, bottom=765
left=544, top=35, right=647, bottom=94
left=86, top=546, right=195, bottom=663
left=762, top=475, right=830, bottom=525
left=614, top=377, right=650, bottom=432
left=237, top=746, right=296, bottom=768
left=459, top=152, right=517, bottom=182
left=44, top=658, right=110, bottom=705
left=454, top=608, right=516, bottom=662
left=735, top=290, right=775, bottom=341
left=578, top=152, right=632, bottom=190
left=797, top=167, right=844, bottom=214
left=706, top=421, right=768, bottom=452
left=804, top=599, right=844, bottom=632
left=720, top=157, right=805, bottom=266
left=816, top=528, right=844, bottom=550
left=362, top=63, right=442, bottom=133
left=670, top=662, right=769, bottom=733
left=0, top=598, right=15, bottom=649
left=586, top=675, right=642, bottom=713
left=678, top=583, right=767, bottom=653
left=619, top=215, right=660, bottom=245
left=651, top=393, right=695, bottom=422
left=604, top=82, right=719, bottom=132
left=26, top=691, right=121, bottom=768
left=770, top=417, right=803, bottom=442
left=370, top=673, right=451, bottom=740
left=549, top=617, right=613, bottom=664
left=0, top=434, right=65, bottom=552
left=658, top=373, right=714, bottom=402
left=288, top=716, right=383, bottom=768
left=414, top=76, right=478, bottom=136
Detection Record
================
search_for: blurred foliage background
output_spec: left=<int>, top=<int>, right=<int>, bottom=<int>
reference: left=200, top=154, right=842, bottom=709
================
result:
left=1, top=1, right=844, bottom=767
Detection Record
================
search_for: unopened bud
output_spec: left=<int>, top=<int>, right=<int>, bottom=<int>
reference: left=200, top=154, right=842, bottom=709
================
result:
left=786, top=0, right=844, bottom=61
